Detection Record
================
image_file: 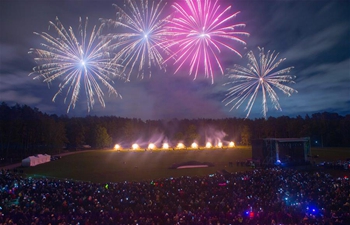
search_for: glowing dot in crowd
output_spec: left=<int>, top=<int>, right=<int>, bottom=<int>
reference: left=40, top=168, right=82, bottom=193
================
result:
left=162, top=143, right=169, bottom=149
left=191, top=142, right=198, bottom=148
left=206, top=142, right=212, bottom=148
left=132, top=143, right=139, bottom=150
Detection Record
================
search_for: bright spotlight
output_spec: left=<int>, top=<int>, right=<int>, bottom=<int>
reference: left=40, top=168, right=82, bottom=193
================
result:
left=132, top=143, right=139, bottom=150
left=148, top=143, right=155, bottom=150
left=229, top=141, right=235, bottom=147
left=162, top=143, right=169, bottom=149
left=218, top=142, right=223, bottom=148
left=81, top=60, right=85, bottom=66
left=114, top=144, right=120, bottom=150
left=177, top=143, right=185, bottom=149
left=191, top=142, right=198, bottom=148
left=206, top=142, right=212, bottom=148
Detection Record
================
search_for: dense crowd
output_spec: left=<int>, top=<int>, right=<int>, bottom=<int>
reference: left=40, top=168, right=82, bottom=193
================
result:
left=319, top=160, right=350, bottom=171
left=1, top=167, right=349, bottom=225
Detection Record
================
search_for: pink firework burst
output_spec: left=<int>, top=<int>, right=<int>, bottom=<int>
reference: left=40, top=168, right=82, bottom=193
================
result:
left=165, top=0, right=249, bottom=83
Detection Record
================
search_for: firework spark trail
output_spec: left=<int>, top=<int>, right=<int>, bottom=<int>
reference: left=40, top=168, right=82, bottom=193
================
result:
left=223, top=47, right=298, bottom=119
left=100, top=0, right=171, bottom=80
left=164, top=0, right=249, bottom=83
left=29, top=17, right=124, bottom=112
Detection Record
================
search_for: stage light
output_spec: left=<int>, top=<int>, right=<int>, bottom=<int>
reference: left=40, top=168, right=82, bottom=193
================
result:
left=206, top=142, right=212, bottom=148
left=132, top=143, right=139, bottom=150
left=148, top=143, right=155, bottom=150
left=229, top=141, right=235, bottom=147
left=177, top=143, right=185, bottom=149
left=218, top=142, right=223, bottom=148
left=162, top=143, right=169, bottom=149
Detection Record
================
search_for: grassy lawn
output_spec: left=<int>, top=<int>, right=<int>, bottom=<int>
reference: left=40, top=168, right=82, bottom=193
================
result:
left=311, top=147, right=350, bottom=162
left=22, top=147, right=252, bottom=183
left=21, top=146, right=350, bottom=183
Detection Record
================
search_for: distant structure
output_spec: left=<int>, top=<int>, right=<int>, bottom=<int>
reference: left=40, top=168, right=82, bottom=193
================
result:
left=252, top=137, right=311, bottom=166
left=21, top=154, right=51, bottom=167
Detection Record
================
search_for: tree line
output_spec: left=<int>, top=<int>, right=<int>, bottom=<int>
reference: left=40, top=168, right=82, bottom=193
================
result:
left=0, top=102, right=349, bottom=162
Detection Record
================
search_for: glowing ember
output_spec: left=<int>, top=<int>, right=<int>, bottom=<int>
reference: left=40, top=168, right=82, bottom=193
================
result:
left=206, top=142, right=212, bottom=148
left=132, top=143, right=139, bottom=150
left=162, top=143, right=169, bottom=149
left=191, top=142, right=198, bottom=148
left=177, top=143, right=185, bottom=149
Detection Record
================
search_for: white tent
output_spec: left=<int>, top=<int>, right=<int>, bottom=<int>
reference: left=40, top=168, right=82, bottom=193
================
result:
left=44, top=154, right=51, bottom=162
left=36, top=154, right=50, bottom=163
left=22, top=156, right=40, bottom=167
left=35, top=154, right=45, bottom=163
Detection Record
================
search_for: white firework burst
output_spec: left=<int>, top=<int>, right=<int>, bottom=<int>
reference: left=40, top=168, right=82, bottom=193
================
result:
left=223, top=47, right=298, bottom=119
left=100, top=0, right=171, bottom=80
left=29, top=17, right=124, bottom=112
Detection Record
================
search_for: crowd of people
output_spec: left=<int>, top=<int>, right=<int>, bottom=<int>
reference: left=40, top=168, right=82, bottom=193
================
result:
left=319, top=160, right=350, bottom=171
left=1, top=167, right=349, bottom=225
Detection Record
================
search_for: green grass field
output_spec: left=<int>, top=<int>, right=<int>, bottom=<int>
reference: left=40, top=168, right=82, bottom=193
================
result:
left=310, top=147, right=350, bottom=162
left=22, top=147, right=252, bottom=183
left=21, top=146, right=350, bottom=183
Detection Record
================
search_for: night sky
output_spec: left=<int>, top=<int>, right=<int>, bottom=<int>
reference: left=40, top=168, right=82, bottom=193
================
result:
left=0, top=0, right=349, bottom=120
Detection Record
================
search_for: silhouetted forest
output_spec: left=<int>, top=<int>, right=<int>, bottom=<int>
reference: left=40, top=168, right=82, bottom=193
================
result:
left=1, top=102, right=349, bottom=163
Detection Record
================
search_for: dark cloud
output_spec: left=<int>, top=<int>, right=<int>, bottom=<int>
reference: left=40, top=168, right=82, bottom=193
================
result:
left=283, top=23, right=349, bottom=62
